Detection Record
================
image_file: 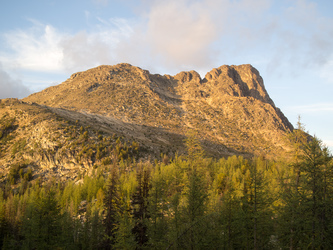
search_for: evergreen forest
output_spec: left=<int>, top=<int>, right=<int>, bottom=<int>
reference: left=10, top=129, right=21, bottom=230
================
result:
left=0, top=124, right=333, bottom=249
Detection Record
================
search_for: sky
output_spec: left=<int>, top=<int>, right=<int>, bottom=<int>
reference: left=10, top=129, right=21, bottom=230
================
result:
left=0, top=0, right=332, bottom=151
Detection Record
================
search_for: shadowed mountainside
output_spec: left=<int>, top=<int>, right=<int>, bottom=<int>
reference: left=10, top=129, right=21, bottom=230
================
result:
left=0, top=63, right=296, bottom=184
left=24, top=63, right=293, bottom=157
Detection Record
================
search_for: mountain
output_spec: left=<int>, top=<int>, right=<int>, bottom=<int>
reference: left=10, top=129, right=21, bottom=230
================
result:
left=1, top=63, right=294, bottom=183
left=24, top=63, right=293, bottom=155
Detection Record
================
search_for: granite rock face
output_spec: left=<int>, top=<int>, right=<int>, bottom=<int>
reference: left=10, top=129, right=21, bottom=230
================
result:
left=23, top=63, right=294, bottom=159
left=0, top=63, right=296, bottom=183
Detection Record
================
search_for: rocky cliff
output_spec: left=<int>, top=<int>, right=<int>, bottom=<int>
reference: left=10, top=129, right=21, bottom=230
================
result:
left=0, top=63, right=296, bottom=184
left=24, top=63, right=293, bottom=156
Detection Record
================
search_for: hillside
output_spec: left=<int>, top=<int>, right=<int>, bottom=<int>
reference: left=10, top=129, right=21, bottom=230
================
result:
left=0, top=98, right=145, bottom=183
left=0, top=63, right=295, bottom=184
left=2, top=64, right=333, bottom=250
left=24, top=63, right=293, bottom=157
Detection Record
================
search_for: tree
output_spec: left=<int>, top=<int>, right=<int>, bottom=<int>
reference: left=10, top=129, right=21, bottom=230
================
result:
left=279, top=116, right=308, bottom=249
left=299, top=137, right=333, bottom=249
left=278, top=135, right=333, bottom=249
left=184, top=130, right=205, bottom=168
left=103, top=166, right=120, bottom=249
left=21, top=189, right=64, bottom=249
left=131, top=166, right=151, bottom=247
left=230, top=158, right=275, bottom=250
left=0, top=201, right=9, bottom=249
left=182, top=169, right=208, bottom=249
left=147, top=164, right=169, bottom=249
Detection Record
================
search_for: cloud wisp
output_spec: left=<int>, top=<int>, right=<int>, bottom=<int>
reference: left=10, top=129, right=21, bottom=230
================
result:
left=1, top=21, right=64, bottom=72
left=1, top=0, right=333, bottom=78
left=288, top=103, right=333, bottom=113
left=0, top=63, right=31, bottom=99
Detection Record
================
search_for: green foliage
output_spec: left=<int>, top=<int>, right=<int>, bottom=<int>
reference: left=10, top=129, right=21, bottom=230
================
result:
left=184, top=130, right=205, bottom=165
left=8, top=161, right=30, bottom=185
left=277, top=128, right=333, bottom=249
left=0, top=114, right=16, bottom=142
left=21, top=189, right=64, bottom=249
left=131, top=166, right=151, bottom=247
left=103, top=166, right=120, bottom=249
left=11, top=138, right=26, bottom=157
left=0, top=133, right=333, bottom=249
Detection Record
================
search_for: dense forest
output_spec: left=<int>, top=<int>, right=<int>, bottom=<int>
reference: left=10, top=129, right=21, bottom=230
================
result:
left=0, top=122, right=333, bottom=249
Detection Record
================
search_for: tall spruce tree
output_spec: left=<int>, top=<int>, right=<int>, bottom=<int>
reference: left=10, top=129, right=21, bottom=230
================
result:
left=278, top=133, right=333, bottom=249
left=277, top=116, right=308, bottom=249
left=299, top=137, right=333, bottom=249
left=147, top=164, right=169, bottom=249
left=103, top=166, right=120, bottom=249
left=131, top=166, right=151, bottom=248
left=21, top=189, right=63, bottom=249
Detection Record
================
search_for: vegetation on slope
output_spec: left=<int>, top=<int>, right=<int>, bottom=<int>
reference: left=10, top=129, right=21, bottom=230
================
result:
left=23, top=63, right=294, bottom=158
left=0, top=123, right=332, bottom=249
left=0, top=99, right=143, bottom=184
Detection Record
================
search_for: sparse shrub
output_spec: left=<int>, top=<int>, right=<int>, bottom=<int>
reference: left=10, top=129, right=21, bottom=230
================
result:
left=83, top=131, right=89, bottom=140
left=0, top=115, right=16, bottom=141
left=24, top=167, right=33, bottom=181
left=102, top=157, right=112, bottom=165
left=8, top=161, right=29, bottom=185
left=11, top=139, right=26, bottom=157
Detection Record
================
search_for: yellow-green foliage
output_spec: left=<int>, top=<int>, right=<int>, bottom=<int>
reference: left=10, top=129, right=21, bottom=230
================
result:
left=0, top=134, right=332, bottom=249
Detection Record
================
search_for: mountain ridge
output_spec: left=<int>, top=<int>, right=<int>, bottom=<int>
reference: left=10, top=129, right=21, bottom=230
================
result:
left=0, top=63, right=297, bottom=183
left=23, top=63, right=293, bottom=157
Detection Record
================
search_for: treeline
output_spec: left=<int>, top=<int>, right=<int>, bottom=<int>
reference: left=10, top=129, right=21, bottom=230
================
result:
left=0, top=129, right=333, bottom=249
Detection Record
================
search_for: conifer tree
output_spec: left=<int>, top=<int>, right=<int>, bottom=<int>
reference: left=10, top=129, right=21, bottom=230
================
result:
left=299, top=137, right=333, bottom=249
left=0, top=202, right=9, bottom=249
left=278, top=133, right=333, bottom=249
left=279, top=116, right=308, bottom=249
left=184, top=130, right=205, bottom=166
left=103, top=165, right=120, bottom=249
left=147, top=164, right=169, bottom=248
left=183, top=169, right=208, bottom=249
left=21, top=189, right=63, bottom=249
left=131, top=166, right=151, bottom=247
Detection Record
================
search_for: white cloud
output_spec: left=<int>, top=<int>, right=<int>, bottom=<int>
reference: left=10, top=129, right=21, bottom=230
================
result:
left=320, top=60, right=333, bottom=84
left=0, top=63, right=31, bottom=99
left=144, top=0, right=219, bottom=70
left=1, top=0, right=333, bottom=79
left=289, top=103, right=333, bottom=113
left=1, top=21, right=64, bottom=72
left=60, top=17, right=135, bottom=72
left=92, top=0, right=109, bottom=7
left=0, top=18, right=134, bottom=74
left=265, top=0, right=333, bottom=75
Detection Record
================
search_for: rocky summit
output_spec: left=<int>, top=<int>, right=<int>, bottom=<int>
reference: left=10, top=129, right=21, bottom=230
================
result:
left=1, top=63, right=294, bottom=182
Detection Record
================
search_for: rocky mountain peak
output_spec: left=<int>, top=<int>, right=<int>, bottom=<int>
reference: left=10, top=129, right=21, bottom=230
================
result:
left=23, top=63, right=294, bottom=159
left=203, top=64, right=274, bottom=105
left=174, top=70, right=202, bottom=84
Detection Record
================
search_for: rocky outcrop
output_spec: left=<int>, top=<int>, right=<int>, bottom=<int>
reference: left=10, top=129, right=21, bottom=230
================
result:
left=211, top=65, right=271, bottom=102
left=23, top=63, right=294, bottom=159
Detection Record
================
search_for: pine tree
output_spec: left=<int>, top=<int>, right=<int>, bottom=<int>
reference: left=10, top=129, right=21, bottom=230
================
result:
left=147, top=164, right=169, bottom=248
left=184, top=130, right=205, bottom=169
left=299, top=137, right=333, bottom=249
left=279, top=116, right=308, bottom=249
left=278, top=134, right=333, bottom=249
left=21, top=188, right=63, bottom=249
left=103, top=166, right=120, bottom=249
left=131, top=166, right=151, bottom=247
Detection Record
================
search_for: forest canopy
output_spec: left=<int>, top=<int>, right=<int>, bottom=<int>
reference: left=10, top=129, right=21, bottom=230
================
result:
left=0, top=126, right=332, bottom=249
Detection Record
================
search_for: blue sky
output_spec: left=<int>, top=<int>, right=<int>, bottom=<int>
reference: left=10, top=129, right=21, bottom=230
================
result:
left=0, top=0, right=332, bottom=151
